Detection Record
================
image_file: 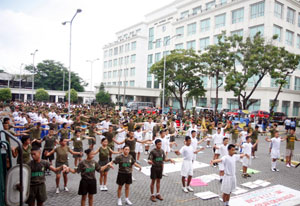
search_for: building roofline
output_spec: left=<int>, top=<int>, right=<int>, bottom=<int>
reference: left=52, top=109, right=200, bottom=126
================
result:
left=116, top=22, right=147, bottom=35
left=144, top=0, right=183, bottom=17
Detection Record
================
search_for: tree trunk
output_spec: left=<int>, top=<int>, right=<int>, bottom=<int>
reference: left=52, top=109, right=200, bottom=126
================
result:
left=270, top=85, right=283, bottom=117
left=179, top=93, right=185, bottom=114
left=215, top=73, right=219, bottom=115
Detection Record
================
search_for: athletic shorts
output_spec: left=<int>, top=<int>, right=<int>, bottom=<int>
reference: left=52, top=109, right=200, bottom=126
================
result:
left=170, top=136, right=175, bottom=142
left=219, top=162, right=224, bottom=171
left=73, top=148, right=83, bottom=158
left=99, top=159, right=110, bottom=172
left=129, top=152, right=136, bottom=161
left=242, top=156, right=251, bottom=167
left=42, top=149, right=54, bottom=161
left=252, top=144, right=258, bottom=152
left=135, top=142, right=143, bottom=153
left=221, top=175, right=236, bottom=194
left=78, top=178, right=97, bottom=195
left=88, top=138, right=96, bottom=146
left=150, top=167, right=163, bottom=179
left=26, top=183, right=47, bottom=204
left=271, top=150, right=280, bottom=159
left=214, top=144, right=221, bottom=154
left=181, top=160, right=193, bottom=177
left=55, top=161, right=69, bottom=173
left=108, top=143, right=114, bottom=151
left=286, top=149, right=294, bottom=156
left=116, top=173, right=132, bottom=185
left=285, top=125, right=290, bottom=130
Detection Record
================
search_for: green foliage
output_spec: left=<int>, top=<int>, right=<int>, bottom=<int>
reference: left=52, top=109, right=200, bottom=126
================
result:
left=35, top=88, right=49, bottom=102
left=0, top=88, right=12, bottom=102
left=99, top=83, right=105, bottom=92
left=25, top=60, right=87, bottom=92
left=96, top=91, right=112, bottom=105
left=150, top=49, right=205, bottom=112
left=65, top=89, right=78, bottom=103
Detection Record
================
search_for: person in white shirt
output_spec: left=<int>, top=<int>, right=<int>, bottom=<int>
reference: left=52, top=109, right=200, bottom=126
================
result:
left=212, top=128, right=224, bottom=167
left=284, top=118, right=291, bottom=134
left=134, top=126, right=146, bottom=163
left=175, top=136, right=204, bottom=193
left=187, top=122, right=198, bottom=138
left=100, top=117, right=112, bottom=132
left=240, top=136, right=258, bottom=178
left=142, top=117, right=157, bottom=154
left=190, top=130, right=207, bottom=161
left=239, top=126, right=248, bottom=153
left=265, top=131, right=287, bottom=172
left=211, top=144, right=249, bottom=206
left=116, top=125, right=127, bottom=151
left=214, top=137, right=229, bottom=182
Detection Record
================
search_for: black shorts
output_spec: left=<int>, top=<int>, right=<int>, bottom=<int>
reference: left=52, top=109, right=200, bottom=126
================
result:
left=99, top=159, right=110, bottom=172
left=88, top=138, right=96, bottom=146
left=129, top=152, right=136, bottom=161
left=170, top=136, right=175, bottom=142
left=78, top=178, right=97, bottom=195
left=73, top=148, right=83, bottom=158
left=26, top=183, right=47, bottom=204
left=285, top=125, right=290, bottom=130
left=42, top=149, right=54, bottom=161
left=291, top=126, right=296, bottom=131
left=150, top=167, right=163, bottom=180
left=116, top=173, right=132, bottom=186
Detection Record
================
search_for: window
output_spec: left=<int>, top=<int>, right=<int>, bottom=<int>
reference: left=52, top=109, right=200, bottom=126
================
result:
left=274, top=1, right=283, bottom=19
left=231, top=29, right=243, bottom=37
left=232, top=8, right=244, bottom=24
left=119, top=57, right=123, bottom=65
left=248, top=100, right=261, bottom=111
left=200, top=76, right=208, bottom=87
left=293, top=102, right=300, bottom=116
left=248, top=75, right=261, bottom=87
left=118, top=70, right=122, bottom=77
left=125, top=43, right=130, bottom=52
left=227, top=99, right=239, bottom=110
left=282, top=101, right=290, bottom=116
left=163, top=36, right=170, bottom=46
left=108, top=71, right=112, bottom=78
left=147, top=54, right=153, bottom=88
left=220, top=0, right=227, bottom=5
left=211, top=98, right=222, bottom=109
left=269, top=100, right=279, bottom=112
left=104, top=61, right=108, bottom=69
left=295, top=77, right=300, bottom=90
left=192, top=6, right=201, bottom=15
left=298, top=13, right=300, bottom=27
left=163, top=51, right=170, bottom=57
left=273, top=25, right=282, bottom=42
left=148, top=27, right=154, bottom=50
left=214, top=35, right=224, bottom=44
left=113, top=70, right=117, bottom=78
left=206, top=1, right=215, bottom=10
left=147, top=54, right=153, bottom=65
left=180, top=10, right=189, bottom=19
left=249, top=25, right=264, bottom=38
left=118, top=81, right=122, bottom=86
left=155, top=39, right=161, bottom=48
left=162, top=25, right=166, bottom=32
left=114, top=47, right=118, bottom=55
left=130, top=67, right=135, bottom=76
left=297, top=35, right=300, bottom=49
left=155, top=53, right=161, bottom=62
left=124, top=69, right=129, bottom=77
left=113, top=59, right=118, bottom=67
left=200, top=18, right=210, bottom=32
left=187, top=40, right=196, bottom=50
left=196, top=98, right=207, bottom=107
left=125, top=56, right=129, bottom=64
left=215, top=13, right=226, bottom=29
left=107, top=82, right=111, bottom=86
left=212, top=76, right=223, bottom=88
left=109, top=49, right=112, bottom=56
left=176, top=26, right=184, bottom=38
left=130, top=81, right=135, bottom=87
left=287, top=7, right=295, bottom=24
left=103, top=72, right=107, bottom=79
left=285, top=30, right=294, bottom=46
left=131, top=41, right=136, bottom=50
left=104, top=50, right=108, bottom=58
left=187, top=22, right=196, bottom=36
left=108, top=60, right=112, bottom=68
left=130, top=54, right=136, bottom=63
left=250, top=1, right=265, bottom=19
left=175, top=43, right=184, bottom=50
left=200, top=37, right=209, bottom=51
left=119, top=45, right=124, bottom=54
left=112, top=82, right=116, bottom=86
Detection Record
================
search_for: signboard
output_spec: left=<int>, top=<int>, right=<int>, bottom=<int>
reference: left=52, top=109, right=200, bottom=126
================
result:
left=230, top=185, right=300, bottom=206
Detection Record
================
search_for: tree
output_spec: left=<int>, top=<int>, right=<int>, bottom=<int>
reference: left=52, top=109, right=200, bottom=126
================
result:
left=96, top=83, right=112, bottom=105
left=65, top=89, right=78, bottom=103
left=99, top=83, right=105, bottom=92
left=25, top=60, right=87, bottom=92
left=150, top=49, right=206, bottom=112
left=269, top=48, right=300, bottom=115
left=35, top=88, right=49, bottom=102
left=224, top=33, right=280, bottom=109
left=200, top=33, right=235, bottom=113
left=0, top=88, right=12, bottom=102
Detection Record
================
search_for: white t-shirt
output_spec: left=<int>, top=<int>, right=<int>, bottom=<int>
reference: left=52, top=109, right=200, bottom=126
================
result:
left=134, top=131, right=143, bottom=141
left=219, top=144, right=229, bottom=157
left=212, top=133, right=224, bottom=145
left=240, top=131, right=248, bottom=142
left=221, top=154, right=241, bottom=176
left=242, top=142, right=252, bottom=155
left=191, top=137, right=198, bottom=151
left=117, top=129, right=127, bottom=141
left=179, top=145, right=194, bottom=161
left=187, top=126, right=198, bottom=137
left=144, top=122, right=156, bottom=132
left=285, top=119, right=291, bottom=126
left=101, top=120, right=111, bottom=131
left=271, top=138, right=281, bottom=152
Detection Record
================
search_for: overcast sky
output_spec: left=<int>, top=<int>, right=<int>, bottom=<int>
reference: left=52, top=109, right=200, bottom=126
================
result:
left=0, top=0, right=174, bottom=90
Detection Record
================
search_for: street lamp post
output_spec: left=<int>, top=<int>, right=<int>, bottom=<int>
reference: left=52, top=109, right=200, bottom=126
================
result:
left=30, top=49, right=38, bottom=102
left=62, top=8, right=82, bottom=117
left=86, top=58, right=99, bottom=92
left=19, top=63, right=24, bottom=101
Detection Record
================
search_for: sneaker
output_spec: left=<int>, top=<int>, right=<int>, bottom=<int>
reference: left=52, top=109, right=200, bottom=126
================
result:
left=286, top=164, right=291, bottom=168
left=118, top=199, right=122, bottom=206
left=275, top=168, right=279, bottom=172
left=291, top=164, right=295, bottom=167
left=150, top=195, right=156, bottom=202
left=271, top=168, right=276, bottom=172
left=187, top=186, right=194, bottom=192
left=125, top=199, right=132, bottom=205
left=136, top=160, right=141, bottom=164
left=102, top=185, right=108, bottom=191
left=64, top=187, right=69, bottom=192
left=163, top=173, right=168, bottom=177
left=246, top=174, right=251, bottom=177
left=100, top=185, right=104, bottom=191
left=242, top=174, right=247, bottom=178
left=132, top=176, right=136, bottom=181
left=254, top=156, right=258, bottom=159
left=219, top=179, right=223, bottom=183
left=156, top=194, right=163, bottom=201
left=182, top=187, right=188, bottom=193
left=56, top=188, right=60, bottom=194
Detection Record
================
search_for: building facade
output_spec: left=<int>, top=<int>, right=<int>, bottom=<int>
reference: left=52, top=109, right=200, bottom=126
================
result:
left=102, top=0, right=300, bottom=116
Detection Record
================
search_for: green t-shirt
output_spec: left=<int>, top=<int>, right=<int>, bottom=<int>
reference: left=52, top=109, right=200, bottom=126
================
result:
left=230, top=128, right=239, bottom=140
left=76, top=159, right=101, bottom=180
left=286, top=134, right=298, bottom=150
left=17, top=145, right=32, bottom=165
left=99, top=147, right=110, bottom=161
left=148, top=148, right=165, bottom=168
left=113, top=154, right=135, bottom=174
left=43, top=135, right=57, bottom=150
left=55, top=146, right=69, bottom=163
left=29, top=160, right=50, bottom=186
left=71, top=136, right=85, bottom=149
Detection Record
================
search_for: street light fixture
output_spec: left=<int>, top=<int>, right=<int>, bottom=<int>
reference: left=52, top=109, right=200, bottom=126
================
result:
left=19, top=63, right=24, bottom=101
left=30, top=49, right=38, bottom=102
left=86, top=58, right=100, bottom=92
left=62, top=8, right=82, bottom=117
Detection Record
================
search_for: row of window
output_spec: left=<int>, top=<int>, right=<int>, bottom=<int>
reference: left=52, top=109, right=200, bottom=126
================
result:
left=104, top=55, right=136, bottom=69
left=103, top=81, right=135, bottom=87
left=104, top=41, right=137, bottom=58
left=274, top=0, right=300, bottom=27
left=103, top=68, right=136, bottom=79
left=273, top=24, right=300, bottom=47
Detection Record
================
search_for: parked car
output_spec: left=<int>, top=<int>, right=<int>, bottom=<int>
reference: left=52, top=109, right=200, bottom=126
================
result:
left=250, top=110, right=270, bottom=119
left=270, top=112, right=286, bottom=125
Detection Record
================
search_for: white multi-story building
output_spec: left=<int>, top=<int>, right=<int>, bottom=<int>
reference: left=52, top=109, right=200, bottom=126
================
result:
left=102, top=0, right=300, bottom=116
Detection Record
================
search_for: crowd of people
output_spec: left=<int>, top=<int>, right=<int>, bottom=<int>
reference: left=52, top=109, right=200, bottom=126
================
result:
left=0, top=101, right=299, bottom=206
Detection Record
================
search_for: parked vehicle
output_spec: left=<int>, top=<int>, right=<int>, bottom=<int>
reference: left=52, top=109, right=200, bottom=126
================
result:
left=270, top=112, right=286, bottom=125
left=127, top=102, right=154, bottom=111
left=195, top=107, right=214, bottom=114
left=250, top=110, right=270, bottom=120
